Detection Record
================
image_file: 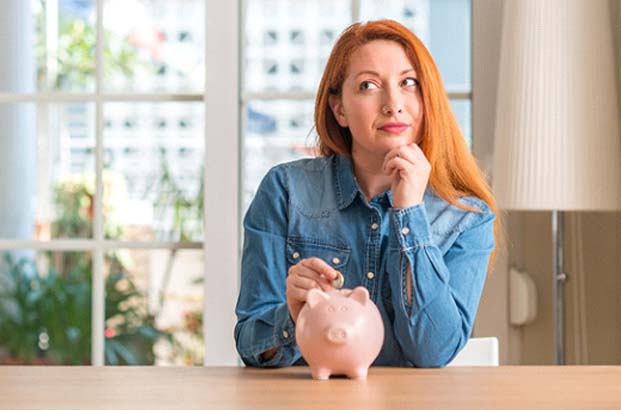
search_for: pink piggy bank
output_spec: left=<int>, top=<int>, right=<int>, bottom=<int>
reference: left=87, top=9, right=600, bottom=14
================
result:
left=295, top=286, right=384, bottom=380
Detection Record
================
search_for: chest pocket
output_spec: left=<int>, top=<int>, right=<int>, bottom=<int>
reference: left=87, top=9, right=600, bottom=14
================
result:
left=285, top=237, right=351, bottom=274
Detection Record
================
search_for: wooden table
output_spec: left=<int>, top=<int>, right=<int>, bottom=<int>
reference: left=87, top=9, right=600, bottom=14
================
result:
left=1, top=366, right=620, bottom=410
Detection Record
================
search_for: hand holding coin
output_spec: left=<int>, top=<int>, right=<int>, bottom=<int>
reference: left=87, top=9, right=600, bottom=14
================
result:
left=286, top=257, right=340, bottom=323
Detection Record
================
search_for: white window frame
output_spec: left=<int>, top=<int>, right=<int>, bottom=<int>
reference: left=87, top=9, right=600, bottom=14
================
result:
left=0, top=0, right=238, bottom=366
left=203, top=0, right=240, bottom=366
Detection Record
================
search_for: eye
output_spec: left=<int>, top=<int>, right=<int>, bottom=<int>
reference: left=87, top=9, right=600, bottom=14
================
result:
left=359, top=81, right=378, bottom=91
left=340, top=306, right=348, bottom=312
left=402, top=77, right=419, bottom=87
left=327, top=306, right=335, bottom=313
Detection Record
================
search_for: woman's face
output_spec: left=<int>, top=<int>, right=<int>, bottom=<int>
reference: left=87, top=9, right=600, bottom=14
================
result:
left=329, top=40, right=424, bottom=159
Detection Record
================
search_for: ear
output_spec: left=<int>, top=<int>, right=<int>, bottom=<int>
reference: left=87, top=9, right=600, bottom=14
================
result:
left=349, top=286, right=369, bottom=306
left=328, top=94, right=348, bottom=127
left=307, top=288, right=329, bottom=308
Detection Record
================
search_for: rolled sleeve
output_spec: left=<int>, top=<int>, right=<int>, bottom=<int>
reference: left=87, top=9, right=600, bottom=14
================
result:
left=235, top=303, right=300, bottom=367
left=386, top=200, right=496, bottom=368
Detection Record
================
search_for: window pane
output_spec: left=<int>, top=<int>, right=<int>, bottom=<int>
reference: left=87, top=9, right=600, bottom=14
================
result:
left=103, top=102, right=204, bottom=242
left=360, top=0, right=471, bottom=92
left=450, top=99, right=471, bottom=148
left=0, top=250, right=92, bottom=365
left=243, top=100, right=315, bottom=211
left=0, top=103, right=95, bottom=240
left=0, top=0, right=96, bottom=92
left=243, top=0, right=351, bottom=93
left=104, top=249, right=203, bottom=365
left=103, top=0, right=205, bottom=92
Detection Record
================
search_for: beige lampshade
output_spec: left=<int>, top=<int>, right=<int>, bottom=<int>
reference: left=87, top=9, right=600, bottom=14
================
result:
left=493, top=0, right=620, bottom=211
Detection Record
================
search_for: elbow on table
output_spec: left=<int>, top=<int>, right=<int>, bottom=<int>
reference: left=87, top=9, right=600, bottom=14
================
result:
left=406, top=335, right=466, bottom=368
left=408, top=351, right=453, bottom=368
left=234, top=326, right=281, bottom=368
left=233, top=321, right=255, bottom=366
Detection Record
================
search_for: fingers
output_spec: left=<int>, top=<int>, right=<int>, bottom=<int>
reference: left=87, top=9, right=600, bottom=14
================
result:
left=299, top=258, right=339, bottom=281
left=287, top=257, right=338, bottom=296
left=388, top=143, right=428, bottom=163
left=286, top=285, right=307, bottom=308
left=289, top=263, right=331, bottom=292
left=286, top=258, right=336, bottom=323
left=383, top=144, right=431, bottom=209
left=384, top=156, right=411, bottom=176
left=408, top=143, right=429, bottom=165
left=383, top=144, right=417, bottom=166
left=384, top=144, right=430, bottom=175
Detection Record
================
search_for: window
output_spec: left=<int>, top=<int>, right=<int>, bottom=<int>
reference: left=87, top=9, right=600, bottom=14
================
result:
left=0, top=0, right=206, bottom=366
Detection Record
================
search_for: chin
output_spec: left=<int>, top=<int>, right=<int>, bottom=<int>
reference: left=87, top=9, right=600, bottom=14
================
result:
left=352, top=133, right=417, bottom=156
left=378, top=135, right=415, bottom=149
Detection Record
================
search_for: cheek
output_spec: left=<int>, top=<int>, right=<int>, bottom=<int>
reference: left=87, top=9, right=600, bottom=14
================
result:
left=410, top=96, right=424, bottom=119
left=345, top=100, right=376, bottom=130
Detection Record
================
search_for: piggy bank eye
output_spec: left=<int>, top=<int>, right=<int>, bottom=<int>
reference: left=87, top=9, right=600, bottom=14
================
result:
left=327, top=306, right=335, bottom=313
left=340, top=306, right=348, bottom=312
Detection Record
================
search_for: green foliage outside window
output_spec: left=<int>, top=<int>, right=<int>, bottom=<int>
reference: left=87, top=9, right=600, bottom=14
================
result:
left=34, top=5, right=151, bottom=91
left=0, top=177, right=169, bottom=365
left=0, top=9, right=204, bottom=365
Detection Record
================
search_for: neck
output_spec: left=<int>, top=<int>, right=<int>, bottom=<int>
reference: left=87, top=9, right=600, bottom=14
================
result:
left=351, top=150, right=392, bottom=202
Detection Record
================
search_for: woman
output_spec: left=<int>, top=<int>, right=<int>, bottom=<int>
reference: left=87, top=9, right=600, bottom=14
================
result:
left=234, top=19, right=501, bottom=368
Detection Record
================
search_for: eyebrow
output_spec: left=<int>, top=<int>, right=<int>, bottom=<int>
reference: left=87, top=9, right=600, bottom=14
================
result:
left=354, top=69, right=416, bottom=78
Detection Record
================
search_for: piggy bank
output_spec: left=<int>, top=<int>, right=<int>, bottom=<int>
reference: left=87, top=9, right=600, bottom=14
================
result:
left=295, top=286, right=384, bottom=380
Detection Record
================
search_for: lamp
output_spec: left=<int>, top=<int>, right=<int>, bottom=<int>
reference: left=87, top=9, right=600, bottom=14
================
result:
left=493, top=0, right=620, bottom=365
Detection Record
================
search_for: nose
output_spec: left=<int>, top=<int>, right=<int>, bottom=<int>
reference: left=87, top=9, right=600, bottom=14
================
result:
left=381, top=87, right=403, bottom=115
left=325, top=327, right=349, bottom=345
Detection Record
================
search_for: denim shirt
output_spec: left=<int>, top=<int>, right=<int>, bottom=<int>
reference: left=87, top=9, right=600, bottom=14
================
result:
left=234, top=154, right=495, bottom=368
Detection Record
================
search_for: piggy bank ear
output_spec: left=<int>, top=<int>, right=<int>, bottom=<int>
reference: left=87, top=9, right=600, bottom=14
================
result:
left=350, top=286, right=370, bottom=306
left=306, top=288, right=329, bottom=308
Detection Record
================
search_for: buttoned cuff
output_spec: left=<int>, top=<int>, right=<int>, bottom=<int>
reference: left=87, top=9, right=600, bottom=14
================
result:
left=273, top=302, right=296, bottom=344
left=256, top=303, right=297, bottom=367
left=389, top=203, right=432, bottom=251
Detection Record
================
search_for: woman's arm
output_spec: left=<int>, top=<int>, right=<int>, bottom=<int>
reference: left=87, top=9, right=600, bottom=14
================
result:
left=386, top=201, right=495, bottom=368
left=234, top=167, right=302, bottom=367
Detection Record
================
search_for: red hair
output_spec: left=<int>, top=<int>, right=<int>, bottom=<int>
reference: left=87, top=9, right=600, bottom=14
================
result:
left=314, top=20, right=503, bottom=272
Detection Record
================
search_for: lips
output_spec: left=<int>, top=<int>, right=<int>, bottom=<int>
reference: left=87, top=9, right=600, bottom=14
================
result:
left=379, top=123, right=410, bottom=134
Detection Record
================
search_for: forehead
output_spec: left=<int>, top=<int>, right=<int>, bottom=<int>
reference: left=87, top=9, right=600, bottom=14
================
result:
left=346, top=40, right=414, bottom=76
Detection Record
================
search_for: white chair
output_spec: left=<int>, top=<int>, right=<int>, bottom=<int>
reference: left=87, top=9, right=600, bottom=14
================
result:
left=447, top=337, right=499, bottom=366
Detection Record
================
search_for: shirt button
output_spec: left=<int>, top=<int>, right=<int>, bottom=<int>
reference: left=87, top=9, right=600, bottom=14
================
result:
left=282, top=330, right=289, bottom=338
left=401, top=227, right=410, bottom=235
left=332, top=257, right=340, bottom=265
left=367, top=272, right=375, bottom=280
left=371, top=223, right=379, bottom=230
left=292, top=251, right=300, bottom=259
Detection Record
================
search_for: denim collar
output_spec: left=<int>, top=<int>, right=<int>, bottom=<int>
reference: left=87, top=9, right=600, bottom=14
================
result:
left=334, top=155, right=358, bottom=210
left=334, top=154, right=395, bottom=210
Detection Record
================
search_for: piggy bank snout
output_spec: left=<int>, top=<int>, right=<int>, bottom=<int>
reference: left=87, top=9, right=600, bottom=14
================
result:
left=325, top=326, right=349, bottom=345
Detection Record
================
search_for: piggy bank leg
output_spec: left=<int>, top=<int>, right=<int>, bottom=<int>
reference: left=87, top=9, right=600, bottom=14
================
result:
left=347, top=367, right=368, bottom=380
left=311, top=367, right=332, bottom=381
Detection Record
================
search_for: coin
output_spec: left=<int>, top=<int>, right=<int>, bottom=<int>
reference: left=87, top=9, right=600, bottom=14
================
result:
left=332, top=271, right=344, bottom=289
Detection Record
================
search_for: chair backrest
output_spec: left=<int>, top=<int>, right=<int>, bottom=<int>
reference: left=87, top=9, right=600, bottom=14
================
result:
left=447, top=337, right=499, bottom=366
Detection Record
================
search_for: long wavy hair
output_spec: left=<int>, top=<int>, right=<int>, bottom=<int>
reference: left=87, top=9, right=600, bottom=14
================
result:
left=314, top=20, right=502, bottom=271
